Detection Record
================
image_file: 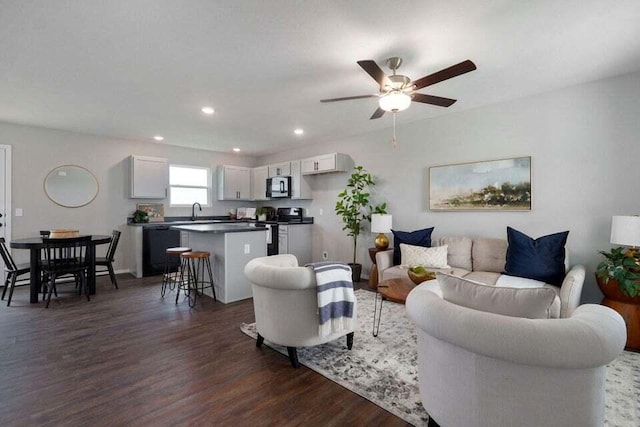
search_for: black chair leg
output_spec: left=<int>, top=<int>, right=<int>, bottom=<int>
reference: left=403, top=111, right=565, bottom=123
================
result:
left=427, top=416, right=441, bottom=427
left=256, top=333, right=264, bottom=348
left=6, top=274, right=17, bottom=307
left=1, top=275, right=9, bottom=300
left=346, top=332, right=354, bottom=350
left=46, top=275, right=56, bottom=308
left=107, top=263, right=118, bottom=289
left=287, top=347, right=300, bottom=368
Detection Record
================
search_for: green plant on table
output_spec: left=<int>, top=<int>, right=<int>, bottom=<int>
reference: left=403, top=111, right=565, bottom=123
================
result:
left=335, top=165, right=387, bottom=265
left=596, top=246, right=640, bottom=297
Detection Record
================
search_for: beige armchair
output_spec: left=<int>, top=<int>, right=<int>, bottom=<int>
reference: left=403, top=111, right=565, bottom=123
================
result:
left=244, top=254, right=357, bottom=368
left=406, top=283, right=626, bottom=427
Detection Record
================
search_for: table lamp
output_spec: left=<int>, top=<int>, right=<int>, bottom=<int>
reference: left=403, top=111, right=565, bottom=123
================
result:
left=371, top=214, right=392, bottom=250
left=610, top=215, right=640, bottom=257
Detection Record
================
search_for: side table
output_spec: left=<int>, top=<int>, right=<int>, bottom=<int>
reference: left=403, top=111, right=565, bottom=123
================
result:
left=368, top=247, right=384, bottom=290
left=372, top=277, right=417, bottom=337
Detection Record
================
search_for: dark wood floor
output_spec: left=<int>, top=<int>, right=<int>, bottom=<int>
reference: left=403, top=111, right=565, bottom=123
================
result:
left=0, top=274, right=409, bottom=426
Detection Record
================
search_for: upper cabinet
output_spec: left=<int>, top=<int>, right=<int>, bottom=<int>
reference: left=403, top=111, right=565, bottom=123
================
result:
left=267, top=162, right=291, bottom=177
left=217, top=165, right=252, bottom=201
left=129, top=155, right=168, bottom=199
left=251, top=166, right=269, bottom=201
left=290, top=160, right=311, bottom=200
left=301, top=153, right=352, bottom=175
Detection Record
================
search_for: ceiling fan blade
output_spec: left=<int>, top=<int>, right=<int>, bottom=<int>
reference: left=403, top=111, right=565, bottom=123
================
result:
left=320, top=94, right=378, bottom=103
left=410, top=60, right=477, bottom=91
left=357, top=60, right=390, bottom=89
left=370, top=107, right=386, bottom=120
left=412, top=93, right=457, bottom=107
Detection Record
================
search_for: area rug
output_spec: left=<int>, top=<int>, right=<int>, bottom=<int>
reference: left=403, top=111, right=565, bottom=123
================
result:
left=240, top=289, right=640, bottom=426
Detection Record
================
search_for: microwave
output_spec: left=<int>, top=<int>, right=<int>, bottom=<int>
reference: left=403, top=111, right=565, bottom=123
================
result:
left=266, top=176, right=291, bottom=198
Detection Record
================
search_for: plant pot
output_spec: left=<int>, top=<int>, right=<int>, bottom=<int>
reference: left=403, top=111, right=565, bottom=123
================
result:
left=349, top=263, right=362, bottom=283
left=596, top=275, right=640, bottom=351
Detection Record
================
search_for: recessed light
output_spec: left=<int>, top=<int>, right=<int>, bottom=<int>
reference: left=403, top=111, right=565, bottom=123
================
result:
left=294, top=128, right=304, bottom=135
left=201, top=106, right=215, bottom=115
left=153, top=135, right=164, bottom=141
left=233, top=148, right=241, bottom=152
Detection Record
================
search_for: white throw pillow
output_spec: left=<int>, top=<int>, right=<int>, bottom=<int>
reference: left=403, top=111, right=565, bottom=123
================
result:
left=400, top=244, right=450, bottom=269
left=438, top=272, right=557, bottom=319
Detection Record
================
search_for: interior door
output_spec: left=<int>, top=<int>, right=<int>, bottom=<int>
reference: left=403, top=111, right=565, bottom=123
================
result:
left=0, top=145, right=11, bottom=286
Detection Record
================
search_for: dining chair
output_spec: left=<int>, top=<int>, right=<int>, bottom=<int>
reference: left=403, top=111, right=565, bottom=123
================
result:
left=95, top=230, right=121, bottom=289
left=41, top=236, right=92, bottom=308
left=0, top=238, right=31, bottom=306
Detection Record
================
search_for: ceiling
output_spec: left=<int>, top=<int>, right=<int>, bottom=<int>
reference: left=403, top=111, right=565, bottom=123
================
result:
left=1, top=1, right=640, bottom=156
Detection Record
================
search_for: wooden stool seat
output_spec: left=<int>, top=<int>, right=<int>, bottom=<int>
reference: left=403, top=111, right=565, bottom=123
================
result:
left=178, top=251, right=215, bottom=307
left=166, top=247, right=192, bottom=254
left=181, top=251, right=210, bottom=259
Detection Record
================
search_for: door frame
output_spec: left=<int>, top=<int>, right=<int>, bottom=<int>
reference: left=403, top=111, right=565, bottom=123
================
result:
left=0, top=144, right=11, bottom=242
left=0, top=144, right=11, bottom=287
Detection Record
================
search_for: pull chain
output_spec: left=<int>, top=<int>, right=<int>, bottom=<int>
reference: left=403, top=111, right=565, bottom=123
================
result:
left=392, top=112, right=398, bottom=148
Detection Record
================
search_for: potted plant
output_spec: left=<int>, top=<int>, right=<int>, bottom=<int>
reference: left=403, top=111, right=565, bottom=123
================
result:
left=335, top=165, right=387, bottom=282
left=256, top=207, right=269, bottom=221
left=596, top=246, right=640, bottom=350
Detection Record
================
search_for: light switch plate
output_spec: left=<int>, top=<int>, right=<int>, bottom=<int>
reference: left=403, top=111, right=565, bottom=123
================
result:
left=244, top=244, right=250, bottom=254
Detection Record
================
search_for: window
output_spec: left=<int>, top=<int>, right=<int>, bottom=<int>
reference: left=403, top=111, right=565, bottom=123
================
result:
left=169, top=165, right=210, bottom=206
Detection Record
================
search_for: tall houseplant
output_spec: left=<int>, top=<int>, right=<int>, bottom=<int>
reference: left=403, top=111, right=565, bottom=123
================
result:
left=596, top=246, right=640, bottom=350
left=335, top=165, right=387, bottom=282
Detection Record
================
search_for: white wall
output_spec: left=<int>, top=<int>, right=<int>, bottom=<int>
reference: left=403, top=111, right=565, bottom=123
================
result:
left=0, top=123, right=255, bottom=269
left=259, top=70, right=640, bottom=303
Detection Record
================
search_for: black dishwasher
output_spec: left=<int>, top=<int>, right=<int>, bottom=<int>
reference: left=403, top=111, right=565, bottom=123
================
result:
left=143, top=225, right=181, bottom=276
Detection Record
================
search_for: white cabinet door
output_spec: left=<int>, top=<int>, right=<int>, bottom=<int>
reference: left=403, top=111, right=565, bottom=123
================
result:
left=252, top=166, right=269, bottom=201
left=290, top=160, right=311, bottom=200
left=268, top=162, right=291, bottom=177
left=218, top=165, right=252, bottom=200
left=288, top=224, right=312, bottom=265
left=130, top=155, right=168, bottom=198
left=278, top=225, right=288, bottom=255
left=300, top=153, right=352, bottom=175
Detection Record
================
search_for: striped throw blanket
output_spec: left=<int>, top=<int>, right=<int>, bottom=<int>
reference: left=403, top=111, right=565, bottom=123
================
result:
left=306, top=262, right=355, bottom=337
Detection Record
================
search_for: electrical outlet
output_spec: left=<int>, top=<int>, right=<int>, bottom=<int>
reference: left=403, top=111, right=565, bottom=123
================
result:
left=319, top=208, right=323, bottom=216
left=322, top=251, right=328, bottom=260
left=244, top=244, right=250, bottom=254
left=15, top=208, right=23, bottom=217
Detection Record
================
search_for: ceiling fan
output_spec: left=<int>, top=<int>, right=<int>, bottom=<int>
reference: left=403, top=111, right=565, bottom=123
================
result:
left=321, top=57, right=477, bottom=119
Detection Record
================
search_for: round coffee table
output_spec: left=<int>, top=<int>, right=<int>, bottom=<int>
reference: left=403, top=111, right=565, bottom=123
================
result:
left=372, top=277, right=418, bottom=337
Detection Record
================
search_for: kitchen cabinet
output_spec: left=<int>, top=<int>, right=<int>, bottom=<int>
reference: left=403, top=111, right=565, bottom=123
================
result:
left=129, top=155, right=169, bottom=198
left=217, top=165, right=252, bottom=200
left=290, top=160, right=311, bottom=200
left=268, top=162, right=291, bottom=177
left=301, top=153, right=352, bottom=175
left=278, top=223, right=312, bottom=265
left=252, top=166, right=269, bottom=201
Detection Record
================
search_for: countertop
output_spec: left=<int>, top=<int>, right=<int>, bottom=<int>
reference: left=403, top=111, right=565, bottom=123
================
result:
left=170, top=223, right=268, bottom=234
left=128, top=217, right=314, bottom=227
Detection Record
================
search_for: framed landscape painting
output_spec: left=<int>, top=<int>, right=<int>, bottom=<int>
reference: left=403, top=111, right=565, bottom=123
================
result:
left=429, top=156, right=531, bottom=211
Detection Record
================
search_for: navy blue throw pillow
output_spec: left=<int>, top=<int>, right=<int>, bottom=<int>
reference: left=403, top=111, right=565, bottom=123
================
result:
left=391, top=227, right=434, bottom=266
left=504, top=227, right=569, bottom=286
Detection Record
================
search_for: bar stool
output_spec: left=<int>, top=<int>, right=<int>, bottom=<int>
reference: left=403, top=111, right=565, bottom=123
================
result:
left=178, top=251, right=215, bottom=308
left=161, top=247, right=191, bottom=298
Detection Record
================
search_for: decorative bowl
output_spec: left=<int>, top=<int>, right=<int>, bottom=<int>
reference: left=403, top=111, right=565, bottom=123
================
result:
left=408, top=269, right=436, bottom=285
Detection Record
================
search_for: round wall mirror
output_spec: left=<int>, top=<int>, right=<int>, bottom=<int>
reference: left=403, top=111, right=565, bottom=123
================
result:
left=44, top=165, right=99, bottom=208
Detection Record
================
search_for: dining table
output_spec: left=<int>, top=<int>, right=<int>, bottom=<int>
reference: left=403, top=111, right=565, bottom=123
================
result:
left=10, top=234, right=112, bottom=303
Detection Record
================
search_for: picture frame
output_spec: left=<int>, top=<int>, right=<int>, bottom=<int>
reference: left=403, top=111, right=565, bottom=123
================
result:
left=136, top=203, right=165, bottom=222
left=429, top=156, right=531, bottom=211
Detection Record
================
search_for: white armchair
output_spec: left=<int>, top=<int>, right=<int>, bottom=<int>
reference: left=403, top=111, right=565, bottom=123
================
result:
left=244, top=254, right=357, bottom=368
left=406, top=284, right=626, bottom=427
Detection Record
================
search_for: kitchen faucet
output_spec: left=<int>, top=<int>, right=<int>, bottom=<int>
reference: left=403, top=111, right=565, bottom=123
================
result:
left=191, top=202, right=202, bottom=221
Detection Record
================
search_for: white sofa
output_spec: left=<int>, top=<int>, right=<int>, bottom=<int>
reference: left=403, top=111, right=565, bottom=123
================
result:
left=376, top=236, right=585, bottom=318
left=406, top=283, right=626, bottom=427
left=244, top=254, right=357, bottom=368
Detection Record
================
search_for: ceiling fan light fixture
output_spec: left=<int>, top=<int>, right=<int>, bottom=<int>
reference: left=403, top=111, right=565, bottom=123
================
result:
left=379, top=92, right=411, bottom=112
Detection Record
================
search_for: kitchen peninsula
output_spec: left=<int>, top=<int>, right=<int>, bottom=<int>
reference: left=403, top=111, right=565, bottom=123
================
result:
left=170, top=223, right=267, bottom=303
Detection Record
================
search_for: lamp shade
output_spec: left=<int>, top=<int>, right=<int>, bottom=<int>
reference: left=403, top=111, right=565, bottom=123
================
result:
left=379, top=92, right=411, bottom=112
left=610, top=215, right=640, bottom=246
left=371, top=214, right=392, bottom=233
